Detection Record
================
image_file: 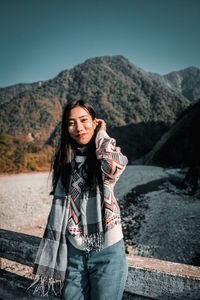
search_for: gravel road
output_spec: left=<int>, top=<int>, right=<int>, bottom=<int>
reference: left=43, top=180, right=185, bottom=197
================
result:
left=0, top=166, right=167, bottom=232
left=121, top=179, right=200, bottom=265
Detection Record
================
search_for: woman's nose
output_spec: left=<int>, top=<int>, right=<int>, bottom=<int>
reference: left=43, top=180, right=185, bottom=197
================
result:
left=76, top=121, right=83, bottom=132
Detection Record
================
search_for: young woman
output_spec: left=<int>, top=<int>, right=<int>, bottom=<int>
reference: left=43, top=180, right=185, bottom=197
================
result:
left=29, top=100, right=128, bottom=300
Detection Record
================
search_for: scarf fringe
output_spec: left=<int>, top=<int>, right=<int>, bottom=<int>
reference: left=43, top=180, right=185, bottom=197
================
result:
left=82, top=231, right=104, bottom=252
left=26, top=274, right=64, bottom=297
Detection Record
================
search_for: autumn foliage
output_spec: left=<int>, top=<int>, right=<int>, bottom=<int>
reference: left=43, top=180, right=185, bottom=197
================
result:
left=0, top=133, right=54, bottom=173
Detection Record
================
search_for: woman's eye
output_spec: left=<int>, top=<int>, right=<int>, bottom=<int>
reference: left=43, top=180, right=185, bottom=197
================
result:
left=68, top=122, right=74, bottom=126
left=81, top=118, right=88, bottom=122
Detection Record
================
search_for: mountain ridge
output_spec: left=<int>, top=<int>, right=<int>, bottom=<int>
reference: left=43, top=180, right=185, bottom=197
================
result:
left=150, top=66, right=200, bottom=102
left=1, top=56, right=198, bottom=104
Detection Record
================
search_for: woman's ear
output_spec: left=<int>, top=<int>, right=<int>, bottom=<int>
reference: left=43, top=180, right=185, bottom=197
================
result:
left=93, top=118, right=98, bottom=129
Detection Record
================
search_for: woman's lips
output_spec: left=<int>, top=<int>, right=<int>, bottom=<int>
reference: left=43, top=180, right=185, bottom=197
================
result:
left=77, top=133, right=86, bottom=138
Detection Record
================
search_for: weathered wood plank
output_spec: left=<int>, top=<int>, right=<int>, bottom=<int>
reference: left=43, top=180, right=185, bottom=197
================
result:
left=0, top=270, right=145, bottom=300
left=0, top=229, right=40, bottom=266
left=1, top=229, right=200, bottom=299
left=126, top=256, right=200, bottom=300
left=0, top=270, right=58, bottom=300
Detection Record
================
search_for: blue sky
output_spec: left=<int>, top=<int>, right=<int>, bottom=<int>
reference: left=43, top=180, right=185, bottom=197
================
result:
left=0, top=0, right=199, bottom=87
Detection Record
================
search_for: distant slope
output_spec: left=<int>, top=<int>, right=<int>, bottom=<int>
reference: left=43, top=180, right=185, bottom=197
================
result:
left=135, top=99, right=200, bottom=167
left=150, top=66, right=200, bottom=102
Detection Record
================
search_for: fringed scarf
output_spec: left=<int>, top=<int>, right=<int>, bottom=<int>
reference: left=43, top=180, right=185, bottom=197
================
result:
left=27, top=176, right=70, bottom=297
left=27, top=146, right=105, bottom=297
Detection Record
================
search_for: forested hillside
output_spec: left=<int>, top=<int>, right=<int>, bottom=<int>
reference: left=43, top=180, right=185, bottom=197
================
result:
left=0, top=55, right=199, bottom=173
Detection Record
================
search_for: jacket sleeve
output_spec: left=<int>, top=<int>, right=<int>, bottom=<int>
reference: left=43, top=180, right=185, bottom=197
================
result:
left=95, top=130, right=128, bottom=181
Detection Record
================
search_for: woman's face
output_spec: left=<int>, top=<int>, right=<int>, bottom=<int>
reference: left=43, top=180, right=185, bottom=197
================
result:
left=68, top=106, right=97, bottom=146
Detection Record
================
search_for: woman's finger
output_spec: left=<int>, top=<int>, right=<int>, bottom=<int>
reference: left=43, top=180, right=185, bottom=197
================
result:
left=96, top=119, right=106, bottom=130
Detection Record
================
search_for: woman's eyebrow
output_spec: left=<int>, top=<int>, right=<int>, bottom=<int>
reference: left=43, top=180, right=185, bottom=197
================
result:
left=68, top=115, right=88, bottom=120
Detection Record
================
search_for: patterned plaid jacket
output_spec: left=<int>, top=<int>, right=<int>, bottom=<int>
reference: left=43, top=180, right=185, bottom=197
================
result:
left=95, top=130, right=128, bottom=228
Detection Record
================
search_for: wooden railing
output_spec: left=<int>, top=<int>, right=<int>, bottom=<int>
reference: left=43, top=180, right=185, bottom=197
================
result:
left=0, top=229, right=200, bottom=299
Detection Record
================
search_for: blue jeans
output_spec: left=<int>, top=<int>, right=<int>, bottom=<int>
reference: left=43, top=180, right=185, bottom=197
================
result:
left=61, top=239, right=128, bottom=300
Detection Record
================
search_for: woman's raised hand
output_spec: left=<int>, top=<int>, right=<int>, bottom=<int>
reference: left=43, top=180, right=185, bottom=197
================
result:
left=95, top=118, right=107, bottom=131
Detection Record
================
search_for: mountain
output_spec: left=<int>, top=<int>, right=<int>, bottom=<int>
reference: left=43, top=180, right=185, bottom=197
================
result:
left=150, top=66, right=200, bottom=102
left=0, top=56, right=190, bottom=143
left=134, top=99, right=200, bottom=167
left=0, top=55, right=199, bottom=173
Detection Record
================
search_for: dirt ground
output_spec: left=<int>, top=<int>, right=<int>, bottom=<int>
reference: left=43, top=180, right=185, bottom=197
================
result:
left=1, top=166, right=200, bottom=281
left=120, top=179, right=200, bottom=266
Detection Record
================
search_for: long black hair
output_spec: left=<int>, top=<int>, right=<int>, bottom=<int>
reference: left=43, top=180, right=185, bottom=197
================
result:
left=51, top=100, right=102, bottom=195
